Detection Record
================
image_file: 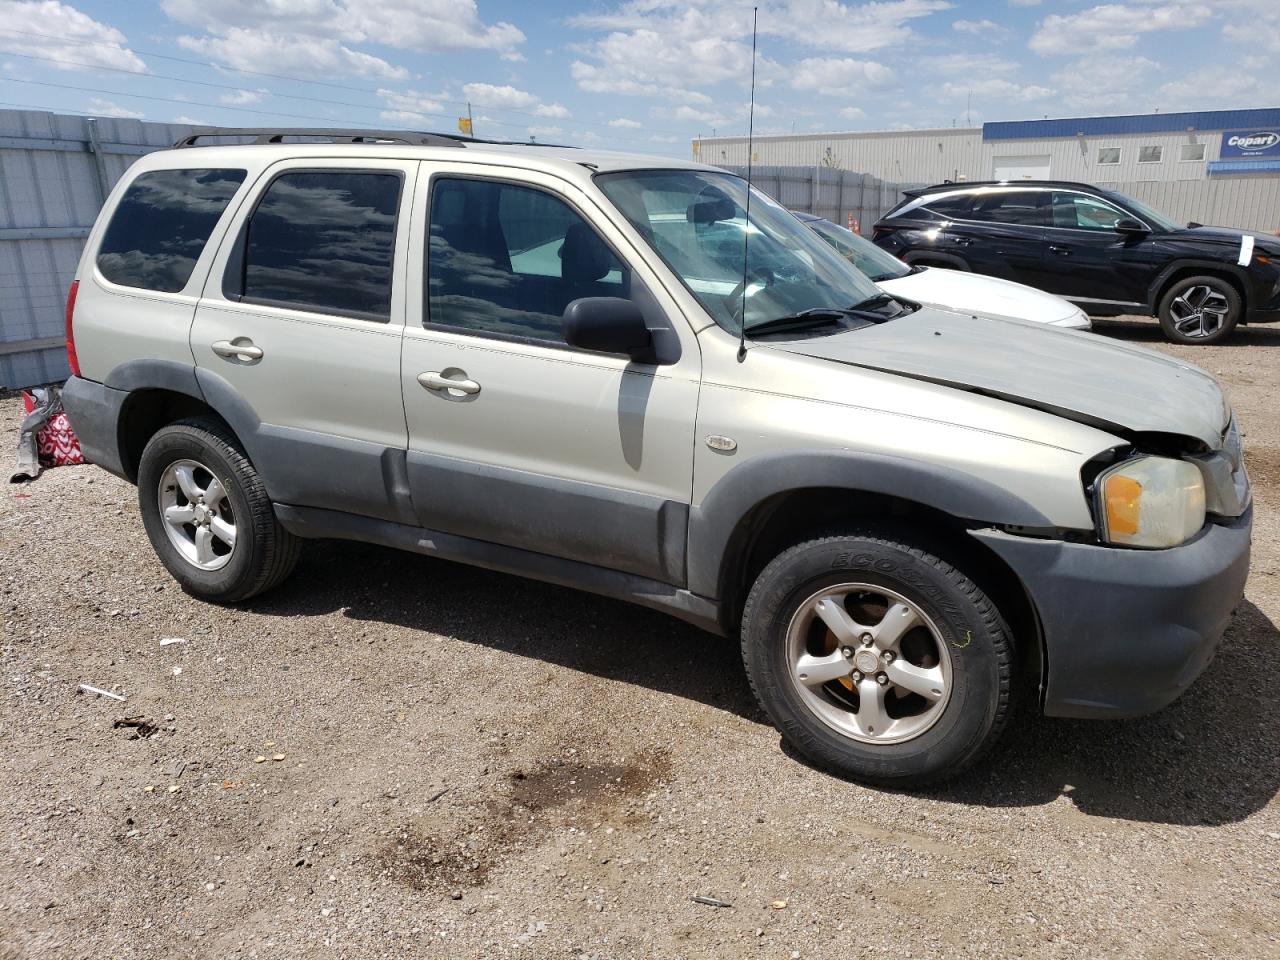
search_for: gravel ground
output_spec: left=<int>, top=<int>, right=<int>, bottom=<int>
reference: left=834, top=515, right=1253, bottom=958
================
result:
left=2, top=316, right=1278, bottom=959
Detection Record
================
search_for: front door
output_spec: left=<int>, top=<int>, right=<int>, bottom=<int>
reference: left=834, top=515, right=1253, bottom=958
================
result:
left=400, top=164, right=701, bottom=584
left=191, top=159, right=416, bottom=522
left=1038, top=191, right=1163, bottom=307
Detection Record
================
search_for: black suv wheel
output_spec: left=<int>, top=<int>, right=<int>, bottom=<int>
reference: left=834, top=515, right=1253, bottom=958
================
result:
left=1158, top=275, right=1242, bottom=345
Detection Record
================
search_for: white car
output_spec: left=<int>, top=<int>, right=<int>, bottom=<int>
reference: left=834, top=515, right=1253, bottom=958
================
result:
left=796, top=212, right=1090, bottom=330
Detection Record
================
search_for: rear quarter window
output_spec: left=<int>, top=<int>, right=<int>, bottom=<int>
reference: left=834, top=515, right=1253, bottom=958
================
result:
left=96, top=168, right=246, bottom=292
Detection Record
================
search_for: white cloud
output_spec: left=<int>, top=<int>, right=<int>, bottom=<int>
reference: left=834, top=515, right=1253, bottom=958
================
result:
left=953, top=18, right=1005, bottom=35
left=1008, top=0, right=1040, bottom=6
left=177, top=29, right=407, bottom=79
left=790, top=57, right=895, bottom=97
left=462, top=82, right=538, bottom=109
left=173, top=115, right=209, bottom=125
left=608, top=117, right=642, bottom=129
left=218, top=88, right=265, bottom=105
left=527, top=124, right=562, bottom=139
left=1220, top=0, right=1280, bottom=52
left=86, top=97, right=143, bottom=119
left=1050, top=55, right=1163, bottom=111
left=534, top=102, right=570, bottom=119
left=1029, top=2, right=1211, bottom=55
left=941, top=77, right=1051, bottom=102
left=839, top=106, right=865, bottom=119
left=1157, top=57, right=1271, bottom=108
left=378, top=88, right=447, bottom=121
left=162, top=0, right=524, bottom=57
left=0, top=1, right=146, bottom=72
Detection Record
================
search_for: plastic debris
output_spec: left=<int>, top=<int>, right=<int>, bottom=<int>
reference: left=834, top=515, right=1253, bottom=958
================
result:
left=159, top=637, right=186, bottom=646
left=78, top=684, right=124, bottom=701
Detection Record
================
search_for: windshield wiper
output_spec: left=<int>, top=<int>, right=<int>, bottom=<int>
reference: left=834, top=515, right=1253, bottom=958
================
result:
left=744, top=307, right=852, bottom=337
left=847, top=292, right=899, bottom=312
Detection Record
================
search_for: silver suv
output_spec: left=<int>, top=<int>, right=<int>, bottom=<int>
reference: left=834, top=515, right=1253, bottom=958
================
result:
left=62, top=129, right=1252, bottom=786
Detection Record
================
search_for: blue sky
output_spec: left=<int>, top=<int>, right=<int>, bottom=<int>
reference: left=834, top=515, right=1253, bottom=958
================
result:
left=0, top=1, right=1276, bottom=157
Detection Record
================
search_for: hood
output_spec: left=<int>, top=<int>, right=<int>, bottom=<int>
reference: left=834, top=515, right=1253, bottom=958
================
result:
left=1166, top=224, right=1280, bottom=252
left=769, top=307, right=1228, bottom=449
left=880, top=267, right=1082, bottom=326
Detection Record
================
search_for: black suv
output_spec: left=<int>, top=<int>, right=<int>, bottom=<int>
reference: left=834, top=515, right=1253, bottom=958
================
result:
left=873, top=180, right=1280, bottom=344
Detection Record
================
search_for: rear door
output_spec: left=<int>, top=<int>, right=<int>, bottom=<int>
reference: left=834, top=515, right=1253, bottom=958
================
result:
left=398, top=162, right=701, bottom=584
left=191, top=158, right=416, bottom=522
left=1038, top=190, right=1163, bottom=307
left=950, top=188, right=1048, bottom=284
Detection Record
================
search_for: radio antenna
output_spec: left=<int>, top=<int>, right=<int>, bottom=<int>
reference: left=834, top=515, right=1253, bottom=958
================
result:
left=736, top=6, right=759, bottom=363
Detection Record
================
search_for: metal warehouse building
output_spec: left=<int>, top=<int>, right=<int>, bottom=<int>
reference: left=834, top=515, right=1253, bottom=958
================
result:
left=697, top=107, right=1280, bottom=232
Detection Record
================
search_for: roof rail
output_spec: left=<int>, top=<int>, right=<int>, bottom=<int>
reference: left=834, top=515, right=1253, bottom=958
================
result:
left=172, top=127, right=468, bottom=148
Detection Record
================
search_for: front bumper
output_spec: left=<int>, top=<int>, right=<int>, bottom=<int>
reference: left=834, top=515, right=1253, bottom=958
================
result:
left=971, top=508, right=1252, bottom=718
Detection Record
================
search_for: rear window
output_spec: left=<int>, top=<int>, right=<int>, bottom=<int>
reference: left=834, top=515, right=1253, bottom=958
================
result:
left=97, top=168, right=246, bottom=292
left=237, top=171, right=401, bottom=321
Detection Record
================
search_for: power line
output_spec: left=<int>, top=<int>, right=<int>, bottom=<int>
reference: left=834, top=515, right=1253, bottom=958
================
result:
left=0, top=28, right=670, bottom=140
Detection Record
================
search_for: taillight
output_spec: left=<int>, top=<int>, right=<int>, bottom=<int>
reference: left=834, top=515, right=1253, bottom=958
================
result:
left=65, top=279, right=80, bottom=378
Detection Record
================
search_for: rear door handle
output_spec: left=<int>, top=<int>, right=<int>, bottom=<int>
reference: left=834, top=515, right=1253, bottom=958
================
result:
left=953, top=237, right=974, bottom=246
left=1048, top=245, right=1071, bottom=256
left=211, top=338, right=263, bottom=362
left=418, top=371, right=481, bottom=396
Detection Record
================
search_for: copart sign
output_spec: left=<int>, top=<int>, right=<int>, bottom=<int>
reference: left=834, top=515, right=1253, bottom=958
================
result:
left=1221, top=130, right=1280, bottom=160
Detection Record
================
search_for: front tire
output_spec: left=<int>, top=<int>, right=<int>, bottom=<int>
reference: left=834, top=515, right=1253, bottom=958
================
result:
left=137, top=418, right=299, bottom=602
left=740, top=530, right=1013, bottom=787
left=1158, top=275, right=1241, bottom=344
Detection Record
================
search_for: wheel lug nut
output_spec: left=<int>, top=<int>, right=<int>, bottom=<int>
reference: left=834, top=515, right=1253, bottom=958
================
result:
left=841, top=646, right=854, bottom=659
left=851, top=670, right=863, bottom=684
left=880, top=650, right=894, bottom=663
left=876, top=673, right=889, bottom=686
left=860, top=633, right=874, bottom=646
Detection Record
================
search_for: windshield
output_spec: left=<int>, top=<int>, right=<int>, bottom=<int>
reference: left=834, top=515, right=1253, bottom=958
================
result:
left=596, top=170, right=882, bottom=333
left=1105, top=190, right=1180, bottom=232
left=803, top=217, right=911, bottom=282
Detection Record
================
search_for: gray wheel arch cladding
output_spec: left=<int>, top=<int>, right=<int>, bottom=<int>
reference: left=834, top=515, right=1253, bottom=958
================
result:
left=685, top=450, right=1052, bottom=600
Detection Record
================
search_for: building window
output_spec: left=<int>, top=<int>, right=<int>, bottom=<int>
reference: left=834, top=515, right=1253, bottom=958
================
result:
left=1179, top=142, right=1206, bottom=162
left=1097, top=147, right=1121, bottom=165
left=1138, top=145, right=1163, bottom=163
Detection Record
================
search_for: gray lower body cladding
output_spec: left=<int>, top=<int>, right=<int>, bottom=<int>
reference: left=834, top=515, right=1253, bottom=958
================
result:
left=61, top=375, right=129, bottom=480
left=973, top=509, right=1252, bottom=718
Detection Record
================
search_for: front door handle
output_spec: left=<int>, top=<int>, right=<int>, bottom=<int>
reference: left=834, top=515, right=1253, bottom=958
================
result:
left=211, top=338, right=264, bottom=362
left=418, top=371, right=481, bottom=396
left=953, top=237, right=975, bottom=246
left=1048, top=245, right=1071, bottom=256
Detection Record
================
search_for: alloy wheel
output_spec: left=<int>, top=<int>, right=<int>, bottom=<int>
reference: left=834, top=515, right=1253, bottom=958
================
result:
left=1168, top=285, right=1230, bottom=339
left=786, top=583, right=952, bottom=745
left=157, top=458, right=237, bottom=570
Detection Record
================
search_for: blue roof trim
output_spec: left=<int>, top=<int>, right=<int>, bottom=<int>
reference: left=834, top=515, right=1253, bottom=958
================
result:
left=984, top=108, right=1280, bottom=141
left=1208, top=159, right=1280, bottom=175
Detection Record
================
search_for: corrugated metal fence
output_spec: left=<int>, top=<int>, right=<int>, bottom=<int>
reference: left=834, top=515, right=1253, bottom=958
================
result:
left=727, top=165, right=921, bottom=234
left=1096, top=178, right=1280, bottom=235
left=0, top=110, right=198, bottom=388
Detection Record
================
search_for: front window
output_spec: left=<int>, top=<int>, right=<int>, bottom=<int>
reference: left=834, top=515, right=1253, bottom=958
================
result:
left=1104, top=191, right=1180, bottom=232
left=596, top=170, right=881, bottom=333
left=804, top=217, right=910, bottom=282
left=1050, top=192, right=1128, bottom=231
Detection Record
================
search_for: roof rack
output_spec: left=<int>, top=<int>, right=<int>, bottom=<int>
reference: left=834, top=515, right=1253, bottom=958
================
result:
left=173, top=127, right=469, bottom=149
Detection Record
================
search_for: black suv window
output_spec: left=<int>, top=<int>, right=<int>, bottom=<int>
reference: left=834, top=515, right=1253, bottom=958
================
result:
left=918, top=193, right=973, bottom=218
left=97, top=168, right=246, bottom=292
left=239, top=171, right=401, bottom=321
left=1050, top=192, right=1128, bottom=231
left=966, top=191, right=1046, bottom=226
left=427, top=177, right=629, bottom=344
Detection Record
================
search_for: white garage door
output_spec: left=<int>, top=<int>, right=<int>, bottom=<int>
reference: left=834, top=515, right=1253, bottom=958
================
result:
left=992, top=155, right=1051, bottom=181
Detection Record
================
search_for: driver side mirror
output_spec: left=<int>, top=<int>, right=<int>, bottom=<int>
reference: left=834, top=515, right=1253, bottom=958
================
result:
left=563, top=297, right=656, bottom=362
left=1114, top=217, right=1148, bottom=235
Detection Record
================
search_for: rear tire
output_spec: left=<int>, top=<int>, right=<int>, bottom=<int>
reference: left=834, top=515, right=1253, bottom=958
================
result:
left=137, top=418, right=299, bottom=602
left=740, top=529, right=1013, bottom=787
left=1158, top=275, right=1241, bottom=344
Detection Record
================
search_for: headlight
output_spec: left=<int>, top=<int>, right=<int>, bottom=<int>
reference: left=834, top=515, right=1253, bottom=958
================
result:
left=1096, top=455, right=1206, bottom=548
